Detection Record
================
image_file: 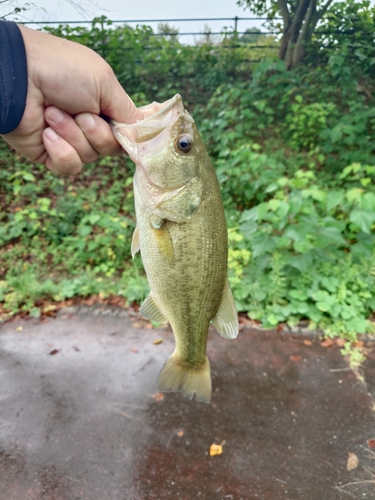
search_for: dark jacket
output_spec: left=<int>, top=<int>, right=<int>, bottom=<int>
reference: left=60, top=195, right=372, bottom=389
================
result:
left=0, top=20, right=27, bottom=134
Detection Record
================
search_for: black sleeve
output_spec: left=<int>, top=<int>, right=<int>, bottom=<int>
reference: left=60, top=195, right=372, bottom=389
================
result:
left=0, top=21, right=27, bottom=134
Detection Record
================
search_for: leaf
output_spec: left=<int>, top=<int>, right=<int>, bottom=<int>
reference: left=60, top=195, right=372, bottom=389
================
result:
left=289, top=289, right=308, bottom=301
left=151, top=392, right=164, bottom=401
left=290, top=355, right=301, bottom=361
left=344, top=317, right=369, bottom=334
left=321, top=277, right=339, bottom=293
left=277, top=201, right=290, bottom=219
left=346, top=452, right=359, bottom=471
left=310, top=189, right=326, bottom=202
left=240, top=220, right=258, bottom=240
left=210, top=441, right=225, bottom=456
left=288, top=253, right=313, bottom=272
left=314, top=226, right=346, bottom=246
left=321, top=339, right=335, bottom=347
left=326, top=190, right=345, bottom=212
left=22, top=172, right=36, bottom=182
left=265, top=313, right=279, bottom=326
left=268, top=199, right=281, bottom=211
left=88, top=213, right=101, bottom=225
left=346, top=188, right=364, bottom=204
left=285, top=223, right=312, bottom=241
left=360, top=192, right=375, bottom=211
left=239, top=207, right=258, bottom=223
left=350, top=209, right=375, bottom=234
left=313, top=290, right=335, bottom=304
left=351, top=233, right=375, bottom=258
left=251, top=234, right=276, bottom=257
left=79, top=225, right=92, bottom=237
left=257, top=202, right=269, bottom=221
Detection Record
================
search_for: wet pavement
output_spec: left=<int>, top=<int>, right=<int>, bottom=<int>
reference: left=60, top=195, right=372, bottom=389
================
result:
left=0, top=305, right=374, bottom=500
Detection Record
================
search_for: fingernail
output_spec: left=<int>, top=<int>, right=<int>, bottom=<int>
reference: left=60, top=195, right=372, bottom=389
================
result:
left=76, top=113, right=95, bottom=130
left=47, top=107, right=64, bottom=124
left=44, top=128, right=59, bottom=142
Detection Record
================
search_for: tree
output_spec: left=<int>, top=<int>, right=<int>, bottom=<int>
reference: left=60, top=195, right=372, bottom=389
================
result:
left=0, top=0, right=34, bottom=20
left=237, top=0, right=335, bottom=68
left=239, top=27, right=262, bottom=44
left=157, top=23, right=179, bottom=41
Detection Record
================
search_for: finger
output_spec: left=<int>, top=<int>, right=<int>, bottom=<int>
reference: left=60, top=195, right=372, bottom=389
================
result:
left=43, top=127, right=83, bottom=175
left=75, top=112, right=123, bottom=156
left=99, top=71, right=143, bottom=124
left=45, top=107, right=99, bottom=164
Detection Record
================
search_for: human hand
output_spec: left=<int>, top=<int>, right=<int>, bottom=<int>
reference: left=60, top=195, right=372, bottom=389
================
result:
left=1, top=26, right=143, bottom=175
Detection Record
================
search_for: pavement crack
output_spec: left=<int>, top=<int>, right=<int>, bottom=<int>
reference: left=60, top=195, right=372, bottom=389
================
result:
left=104, top=403, right=134, bottom=419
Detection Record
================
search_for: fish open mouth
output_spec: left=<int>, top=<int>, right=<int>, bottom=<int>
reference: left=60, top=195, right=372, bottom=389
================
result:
left=110, top=94, right=193, bottom=197
left=110, top=94, right=184, bottom=146
left=137, top=94, right=183, bottom=121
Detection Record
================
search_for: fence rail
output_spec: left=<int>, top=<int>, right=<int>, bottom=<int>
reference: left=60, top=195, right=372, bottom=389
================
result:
left=20, top=16, right=278, bottom=25
left=18, top=16, right=279, bottom=42
left=17, top=16, right=369, bottom=40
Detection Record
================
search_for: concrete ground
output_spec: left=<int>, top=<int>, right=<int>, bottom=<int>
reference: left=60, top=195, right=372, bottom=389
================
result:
left=0, top=305, right=374, bottom=500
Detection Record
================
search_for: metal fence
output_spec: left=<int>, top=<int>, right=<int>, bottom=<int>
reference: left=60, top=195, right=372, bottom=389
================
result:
left=19, top=16, right=368, bottom=38
left=18, top=16, right=281, bottom=61
left=18, top=16, right=282, bottom=40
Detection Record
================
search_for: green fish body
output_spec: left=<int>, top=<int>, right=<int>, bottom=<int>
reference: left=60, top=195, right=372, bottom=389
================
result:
left=112, top=95, right=238, bottom=403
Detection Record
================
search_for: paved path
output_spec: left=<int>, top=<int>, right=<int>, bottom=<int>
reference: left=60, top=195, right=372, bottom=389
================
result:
left=0, top=306, right=374, bottom=500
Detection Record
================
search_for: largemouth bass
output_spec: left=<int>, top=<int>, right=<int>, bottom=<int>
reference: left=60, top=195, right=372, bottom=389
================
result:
left=111, top=94, right=238, bottom=403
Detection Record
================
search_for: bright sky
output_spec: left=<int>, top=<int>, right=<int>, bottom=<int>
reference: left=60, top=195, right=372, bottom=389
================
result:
left=1, top=0, right=266, bottom=42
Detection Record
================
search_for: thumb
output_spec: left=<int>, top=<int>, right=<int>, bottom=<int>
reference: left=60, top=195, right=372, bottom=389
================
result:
left=100, top=73, right=143, bottom=124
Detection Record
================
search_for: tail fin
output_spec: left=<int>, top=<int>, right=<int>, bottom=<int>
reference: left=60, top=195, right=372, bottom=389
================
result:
left=157, top=353, right=211, bottom=403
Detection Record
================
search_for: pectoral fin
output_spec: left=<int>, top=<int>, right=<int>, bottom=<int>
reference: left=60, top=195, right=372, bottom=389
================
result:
left=156, top=176, right=203, bottom=222
left=140, top=293, right=168, bottom=324
left=151, top=221, right=175, bottom=262
left=212, top=280, right=239, bottom=340
left=131, top=226, right=140, bottom=258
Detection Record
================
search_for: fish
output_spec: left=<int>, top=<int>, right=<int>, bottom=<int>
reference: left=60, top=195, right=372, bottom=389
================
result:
left=111, top=94, right=238, bottom=403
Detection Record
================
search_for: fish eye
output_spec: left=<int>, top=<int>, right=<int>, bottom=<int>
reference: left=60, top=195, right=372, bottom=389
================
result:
left=176, top=134, right=193, bottom=153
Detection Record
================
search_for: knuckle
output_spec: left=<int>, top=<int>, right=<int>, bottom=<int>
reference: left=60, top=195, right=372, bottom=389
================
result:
left=82, top=151, right=99, bottom=164
left=52, top=152, right=82, bottom=175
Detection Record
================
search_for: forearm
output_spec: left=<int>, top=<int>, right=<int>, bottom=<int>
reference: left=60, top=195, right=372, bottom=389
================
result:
left=0, top=20, right=27, bottom=134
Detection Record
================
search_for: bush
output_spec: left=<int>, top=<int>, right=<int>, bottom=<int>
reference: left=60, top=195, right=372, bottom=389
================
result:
left=1, top=20, right=374, bottom=341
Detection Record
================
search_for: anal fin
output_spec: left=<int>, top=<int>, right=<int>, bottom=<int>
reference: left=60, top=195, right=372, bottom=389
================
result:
left=212, top=279, right=239, bottom=339
left=140, top=293, right=168, bottom=324
left=131, top=226, right=140, bottom=258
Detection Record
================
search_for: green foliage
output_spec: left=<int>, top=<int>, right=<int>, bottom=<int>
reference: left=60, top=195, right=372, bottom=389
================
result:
left=0, top=140, right=147, bottom=316
left=230, top=168, right=375, bottom=337
left=44, top=17, right=278, bottom=106
left=285, top=97, right=336, bottom=151
left=199, top=58, right=374, bottom=177
left=311, top=0, right=375, bottom=78
left=197, top=51, right=375, bottom=339
left=1, top=17, right=375, bottom=345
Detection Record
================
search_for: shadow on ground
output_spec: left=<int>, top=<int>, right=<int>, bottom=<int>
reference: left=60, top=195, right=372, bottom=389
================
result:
left=0, top=306, right=374, bottom=500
